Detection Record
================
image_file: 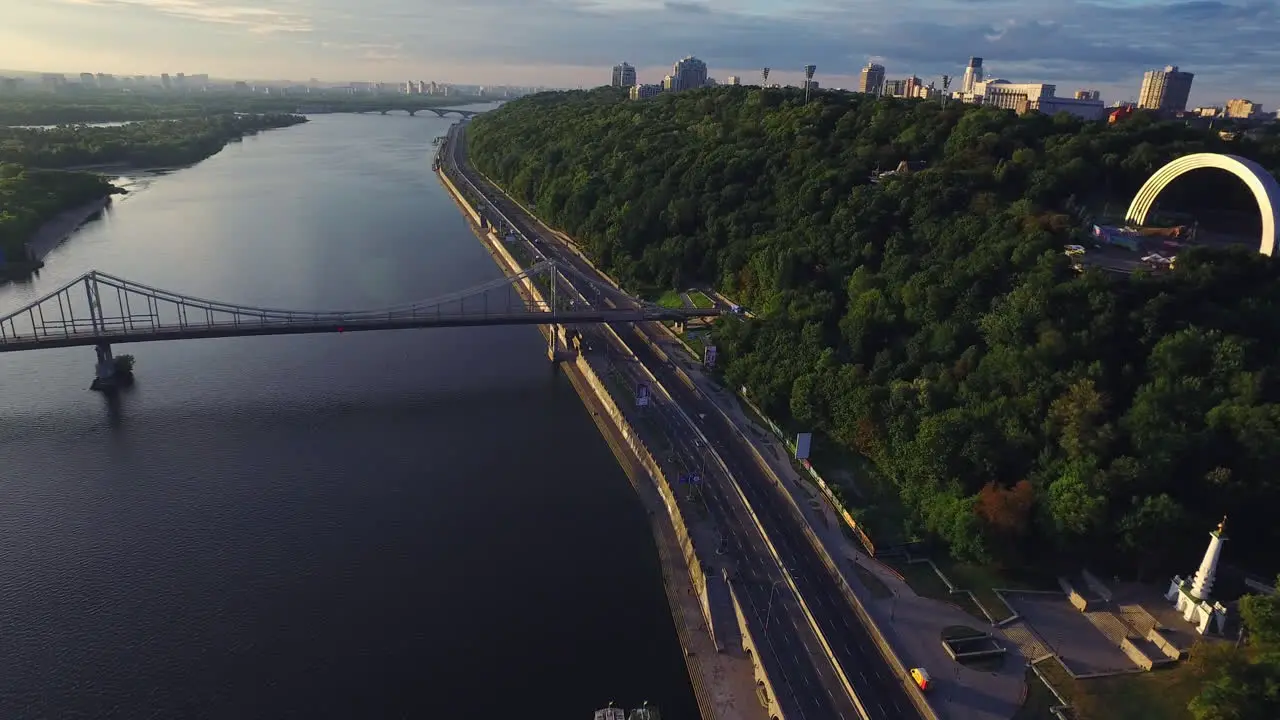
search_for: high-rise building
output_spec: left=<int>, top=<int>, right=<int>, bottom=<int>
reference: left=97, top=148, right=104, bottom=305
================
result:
left=903, top=75, right=923, bottom=99
left=1225, top=98, right=1263, bottom=119
left=859, top=63, right=885, bottom=95
left=726, top=76, right=741, bottom=86
left=80, top=72, right=96, bottom=87
left=1075, top=89, right=1101, bottom=101
left=161, top=73, right=171, bottom=89
left=1138, top=66, right=1193, bottom=112
left=670, top=56, right=708, bottom=91
left=961, top=57, right=984, bottom=94
left=611, top=62, right=636, bottom=87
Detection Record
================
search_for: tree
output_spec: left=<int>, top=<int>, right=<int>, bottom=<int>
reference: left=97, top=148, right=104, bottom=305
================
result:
left=467, top=87, right=1280, bottom=571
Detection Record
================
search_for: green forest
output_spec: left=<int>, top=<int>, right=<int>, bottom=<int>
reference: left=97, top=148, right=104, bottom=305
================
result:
left=0, top=164, right=119, bottom=262
left=467, top=87, right=1280, bottom=579
left=0, top=113, right=307, bottom=169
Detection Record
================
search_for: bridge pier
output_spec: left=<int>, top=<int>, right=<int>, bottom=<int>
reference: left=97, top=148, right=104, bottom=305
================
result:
left=90, top=342, right=116, bottom=391
left=547, top=324, right=580, bottom=363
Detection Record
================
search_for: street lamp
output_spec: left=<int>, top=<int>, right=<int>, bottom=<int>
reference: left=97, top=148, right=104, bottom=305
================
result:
left=764, top=579, right=785, bottom=631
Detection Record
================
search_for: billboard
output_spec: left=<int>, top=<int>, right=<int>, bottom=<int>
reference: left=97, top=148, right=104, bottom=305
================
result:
left=635, top=382, right=650, bottom=407
left=795, top=432, right=813, bottom=460
left=703, top=344, right=718, bottom=368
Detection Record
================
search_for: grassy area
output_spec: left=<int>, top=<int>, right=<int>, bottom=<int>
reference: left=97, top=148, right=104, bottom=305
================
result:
left=930, top=559, right=1058, bottom=623
left=655, top=289, right=685, bottom=309
left=683, top=334, right=706, bottom=360
left=1014, top=665, right=1065, bottom=720
left=1068, top=663, right=1199, bottom=720
left=688, top=289, right=715, bottom=309
left=1027, top=655, right=1199, bottom=720
left=884, top=557, right=990, bottom=622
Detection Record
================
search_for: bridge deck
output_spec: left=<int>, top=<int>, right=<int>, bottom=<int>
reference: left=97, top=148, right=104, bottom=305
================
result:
left=0, top=309, right=716, bottom=352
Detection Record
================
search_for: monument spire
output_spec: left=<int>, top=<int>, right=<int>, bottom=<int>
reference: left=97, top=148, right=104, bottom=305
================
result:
left=1190, top=516, right=1227, bottom=601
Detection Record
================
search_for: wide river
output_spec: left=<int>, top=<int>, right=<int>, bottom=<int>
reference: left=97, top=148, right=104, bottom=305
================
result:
left=0, top=107, right=697, bottom=719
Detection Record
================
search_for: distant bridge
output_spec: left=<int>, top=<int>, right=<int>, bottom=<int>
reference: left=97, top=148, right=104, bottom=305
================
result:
left=295, top=104, right=492, bottom=118
left=0, top=258, right=717, bottom=387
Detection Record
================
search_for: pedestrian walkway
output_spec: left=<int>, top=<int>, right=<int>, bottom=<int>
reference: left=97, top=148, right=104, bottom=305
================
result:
left=651, top=331, right=1028, bottom=720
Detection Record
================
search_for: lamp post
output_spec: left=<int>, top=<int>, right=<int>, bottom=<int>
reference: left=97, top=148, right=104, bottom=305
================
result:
left=764, top=579, right=785, bottom=631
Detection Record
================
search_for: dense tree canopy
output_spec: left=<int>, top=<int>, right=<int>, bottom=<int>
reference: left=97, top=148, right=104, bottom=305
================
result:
left=468, top=87, right=1280, bottom=573
left=0, top=164, right=119, bottom=261
left=0, top=114, right=307, bottom=169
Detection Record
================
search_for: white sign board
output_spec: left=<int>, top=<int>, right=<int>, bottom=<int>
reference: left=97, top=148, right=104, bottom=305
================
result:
left=795, top=432, right=813, bottom=460
left=703, top=344, right=718, bottom=368
left=635, top=383, right=650, bottom=407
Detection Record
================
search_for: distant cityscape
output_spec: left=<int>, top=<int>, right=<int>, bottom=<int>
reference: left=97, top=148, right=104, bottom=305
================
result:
left=613, top=56, right=1275, bottom=126
left=0, top=70, right=544, bottom=101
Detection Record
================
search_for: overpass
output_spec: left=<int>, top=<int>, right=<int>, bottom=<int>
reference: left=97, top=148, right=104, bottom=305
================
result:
left=0, top=258, right=718, bottom=388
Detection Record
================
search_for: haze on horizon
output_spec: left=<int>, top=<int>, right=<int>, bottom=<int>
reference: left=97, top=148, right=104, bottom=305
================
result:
left=3, top=0, right=1278, bottom=108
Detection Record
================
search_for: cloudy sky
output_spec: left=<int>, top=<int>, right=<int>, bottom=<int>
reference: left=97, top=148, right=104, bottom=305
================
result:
left=3, top=0, right=1278, bottom=108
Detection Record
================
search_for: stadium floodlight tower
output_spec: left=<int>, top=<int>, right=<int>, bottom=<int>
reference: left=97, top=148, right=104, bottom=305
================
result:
left=804, top=64, right=817, bottom=102
left=761, top=67, right=771, bottom=87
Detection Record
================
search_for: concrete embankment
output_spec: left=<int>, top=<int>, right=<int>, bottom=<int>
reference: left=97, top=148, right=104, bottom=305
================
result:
left=437, top=156, right=765, bottom=720
left=23, top=195, right=113, bottom=262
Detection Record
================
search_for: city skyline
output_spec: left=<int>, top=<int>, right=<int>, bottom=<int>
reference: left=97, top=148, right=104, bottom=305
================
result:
left=3, top=0, right=1278, bottom=107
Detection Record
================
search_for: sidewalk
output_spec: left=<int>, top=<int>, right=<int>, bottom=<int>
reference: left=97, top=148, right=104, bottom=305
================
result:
left=652, top=332, right=1028, bottom=720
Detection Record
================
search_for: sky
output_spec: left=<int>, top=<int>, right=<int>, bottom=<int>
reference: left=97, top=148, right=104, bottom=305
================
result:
left=3, top=0, right=1278, bottom=108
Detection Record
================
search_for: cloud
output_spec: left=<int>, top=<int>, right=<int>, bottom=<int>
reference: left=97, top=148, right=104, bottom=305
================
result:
left=56, top=0, right=312, bottom=34
left=17, top=0, right=1280, bottom=106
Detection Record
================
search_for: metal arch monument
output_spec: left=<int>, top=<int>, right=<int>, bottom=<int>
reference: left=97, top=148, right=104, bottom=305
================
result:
left=1125, top=152, right=1280, bottom=256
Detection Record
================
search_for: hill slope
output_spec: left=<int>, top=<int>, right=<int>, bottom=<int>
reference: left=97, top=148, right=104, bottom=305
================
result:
left=468, top=87, right=1280, bottom=573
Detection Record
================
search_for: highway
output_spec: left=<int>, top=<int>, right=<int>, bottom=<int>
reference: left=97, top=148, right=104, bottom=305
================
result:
left=446, top=121, right=920, bottom=720
left=444, top=124, right=859, bottom=719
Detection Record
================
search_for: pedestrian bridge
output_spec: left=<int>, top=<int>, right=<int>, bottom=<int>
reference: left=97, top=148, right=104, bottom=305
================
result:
left=0, top=259, right=718, bottom=384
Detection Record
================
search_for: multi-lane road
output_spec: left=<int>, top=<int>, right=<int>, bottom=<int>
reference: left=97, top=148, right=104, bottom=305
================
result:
left=445, top=121, right=920, bottom=720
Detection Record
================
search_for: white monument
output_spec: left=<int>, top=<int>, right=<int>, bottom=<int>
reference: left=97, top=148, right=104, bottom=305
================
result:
left=1165, top=517, right=1230, bottom=635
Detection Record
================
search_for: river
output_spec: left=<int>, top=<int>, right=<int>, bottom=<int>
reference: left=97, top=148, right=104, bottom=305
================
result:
left=0, top=107, right=697, bottom=719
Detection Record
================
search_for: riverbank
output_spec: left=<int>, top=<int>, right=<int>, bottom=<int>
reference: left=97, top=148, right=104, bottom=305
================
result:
left=23, top=194, right=113, bottom=262
left=437, top=159, right=763, bottom=720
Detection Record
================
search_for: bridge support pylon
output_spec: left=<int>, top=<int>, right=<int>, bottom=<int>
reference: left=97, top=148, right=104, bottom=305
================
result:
left=547, top=324, right=579, bottom=364
left=90, top=342, right=116, bottom=391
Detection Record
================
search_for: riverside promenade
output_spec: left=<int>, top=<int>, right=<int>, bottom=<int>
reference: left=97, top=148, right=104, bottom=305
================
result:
left=436, top=152, right=766, bottom=720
